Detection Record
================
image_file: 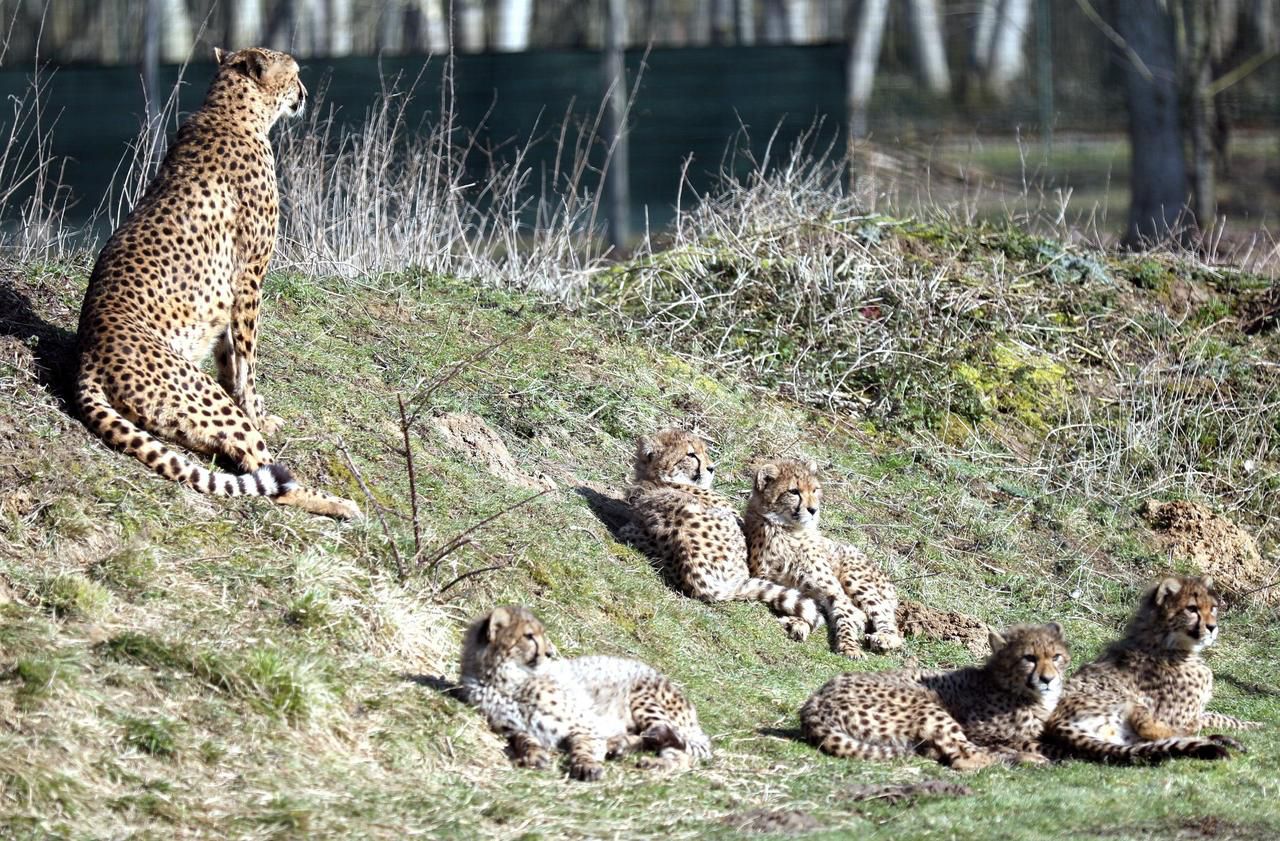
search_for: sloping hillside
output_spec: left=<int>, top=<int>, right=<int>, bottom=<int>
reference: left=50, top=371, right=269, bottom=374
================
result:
left=1, top=235, right=1278, bottom=839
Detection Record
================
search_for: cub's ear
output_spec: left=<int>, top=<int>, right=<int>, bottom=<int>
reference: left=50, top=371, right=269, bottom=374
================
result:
left=1154, top=576, right=1183, bottom=605
left=219, top=47, right=270, bottom=83
left=486, top=606, right=513, bottom=641
left=1201, top=575, right=1215, bottom=591
left=638, top=436, right=656, bottom=460
left=987, top=628, right=1007, bottom=654
left=755, top=463, right=781, bottom=490
left=213, top=46, right=227, bottom=65
left=804, top=459, right=818, bottom=476
left=1044, top=622, right=1063, bottom=639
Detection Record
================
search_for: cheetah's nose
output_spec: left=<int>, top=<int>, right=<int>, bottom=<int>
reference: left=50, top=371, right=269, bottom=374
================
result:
left=806, top=506, right=817, bottom=515
left=706, top=465, right=714, bottom=473
left=1204, top=623, right=1216, bottom=634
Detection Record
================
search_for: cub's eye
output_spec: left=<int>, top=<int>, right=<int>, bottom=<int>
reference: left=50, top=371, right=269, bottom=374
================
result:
left=1023, top=654, right=1037, bottom=663
left=1053, top=654, right=1065, bottom=663
left=686, top=451, right=696, bottom=458
left=524, top=632, right=536, bottom=641
left=1185, top=606, right=1198, bottom=615
left=788, top=489, right=802, bottom=497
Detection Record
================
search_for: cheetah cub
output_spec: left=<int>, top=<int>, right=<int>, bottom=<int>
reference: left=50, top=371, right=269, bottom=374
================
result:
left=622, top=429, right=825, bottom=642
left=1045, top=575, right=1261, bottom=763
left=801, top=623, right=1069, bottom=770
left=459, top=605, right=711, bottom=781
left=745, top=459, right=901, bottom=658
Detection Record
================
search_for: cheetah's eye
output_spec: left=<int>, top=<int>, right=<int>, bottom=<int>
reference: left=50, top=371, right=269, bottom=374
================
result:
left=1185, top=606, right=1198, bottom=615
left=788, top=489, right=801, bottom=498
left=1023, top=654, right=1037, bottom=663
left=524, top=632, right=536, bottom=641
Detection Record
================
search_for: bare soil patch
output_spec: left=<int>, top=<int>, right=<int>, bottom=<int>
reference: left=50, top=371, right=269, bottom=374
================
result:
left=1141, top=500, right=1278, bottom=607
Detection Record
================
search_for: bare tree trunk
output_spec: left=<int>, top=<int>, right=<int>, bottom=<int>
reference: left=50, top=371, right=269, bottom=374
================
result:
left=846, top=0, right=889, bottom=138
left=736, top=0, right=756, bottom=43
left=1115, top=0, right=1190, bottom=246
left=266, top=0, right=297, bottom=51
left=905, top=0, right=950, bottom=95
left=160, top=0, right=194, bottom=61
left=971, top=0, right=999, bottom=81
left=494, top=0, right=533, bottom=51
left=1175, top=0, right=1217, bottom=235
left=230, top=0, right=264, bottom=47
left=985, top=0, right=1033, bottom=98
left=762, top=0, right=788, bottom=42
left=603, top=0, right=631, bottom=250
left=454, top=0, right=485, bottom=52
left=379, top=0, right=404, bottom=52
left=711, top=0, right=736, bottom=43
left=143, top=0, right=161, bottom=121
left=328, top=0, right=353, bottom=55
left=785, top=0, right=812, bottom=42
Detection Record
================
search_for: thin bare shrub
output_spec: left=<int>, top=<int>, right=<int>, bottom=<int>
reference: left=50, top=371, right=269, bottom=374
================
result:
left=273, top=58, right=612, bottom=297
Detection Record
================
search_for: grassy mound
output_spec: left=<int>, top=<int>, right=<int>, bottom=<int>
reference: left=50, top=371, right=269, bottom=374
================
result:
left=1, top=229, right=1278, bottom=839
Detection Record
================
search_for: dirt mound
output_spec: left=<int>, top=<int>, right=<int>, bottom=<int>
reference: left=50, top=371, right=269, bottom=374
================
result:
left=432, top=413, right=555, bottom=492
left=1141, top=499, right=1277, bottom=606
left=721, top=808, right=819, bottom=835
left=897, top=599, right=991, bottom=657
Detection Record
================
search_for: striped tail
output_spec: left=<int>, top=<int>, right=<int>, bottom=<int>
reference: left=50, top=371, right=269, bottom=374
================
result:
left=78, top=381, right=298, bottom=499
left=1048, top=726, right=1232, bottom=763
left=729, top=577, right=825, bottom=630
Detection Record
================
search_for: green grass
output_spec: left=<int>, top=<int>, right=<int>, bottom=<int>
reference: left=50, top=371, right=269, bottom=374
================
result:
left=0, top=251, right=1277, bottom=839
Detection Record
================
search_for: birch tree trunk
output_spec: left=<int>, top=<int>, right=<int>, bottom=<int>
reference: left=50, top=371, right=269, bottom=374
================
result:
left=230, top=0, right=263, bottom=48
left=985, top=0, right=1033, bottom=98
left=328, top=0, right=353, bottom=55
left=762, top=0, right=788, bottom=43
left=455, top=0, right=486, bottom=52
left=494, top=0, right=533, bottom=51
left=905, top=0, right=950, bottom=95
left=603, top=0, right=630, bottom=250
left=846, top=0, right=889, bottom=138
left=160, top=0, right=194, bottom=62
left=785, top=0, right=811, bottom=43
left=736, top=0, right=756, bottom=43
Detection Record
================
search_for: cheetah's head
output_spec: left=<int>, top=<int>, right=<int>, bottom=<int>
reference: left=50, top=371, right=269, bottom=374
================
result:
left=1135, top=575, right=1220, bottom=653
left=213, top=46, right=307, bottom=126
left=633, top=428, right=715, bottom=489
left=459, top=605, right=557, bottom=685
left=986, top=623, right=1070, bottom=707
left=750, top=458, right=822, bottom=531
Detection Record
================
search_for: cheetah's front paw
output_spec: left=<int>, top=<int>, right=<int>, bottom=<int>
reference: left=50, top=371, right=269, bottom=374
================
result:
left=569, top=761, right=604, bottom=782
left=866, top=631, right=904, bottom=653
left=779, top=617, right=812, bottom=642
left=257, top=413, right=285, bottom=436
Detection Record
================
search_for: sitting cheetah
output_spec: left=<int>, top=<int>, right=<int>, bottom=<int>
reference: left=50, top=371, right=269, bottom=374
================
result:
left=801, top=623, right=1069, bottom=770
left=745, top=458, right=902, bottom=658
left=75, top=47, right=359, bottom=519
left=459, top=605, right=711, bottom=780
left=1045, top=575, right=1261, bottom=763
left=621, top=429, right=825, bottom=642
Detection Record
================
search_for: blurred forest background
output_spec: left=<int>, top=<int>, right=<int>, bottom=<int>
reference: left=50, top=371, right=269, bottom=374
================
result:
left=1, top=0, right=1278, bottom=255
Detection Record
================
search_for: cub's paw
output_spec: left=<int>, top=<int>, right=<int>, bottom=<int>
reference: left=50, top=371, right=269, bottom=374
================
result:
left=866, top=631, right=904, bottom=653
left=514, top=747, right=553, bottom=770
left=569, top=761, right=604, bottom=782
left=949, top=751, right=999, bottom=772
left=1206, top=734, right=1247, bottom=753
left=257, top=413, right=285, bottom=436
left=779, top=617, right=812, bottom=642
left=1013, top=750, right=1051, bottom=766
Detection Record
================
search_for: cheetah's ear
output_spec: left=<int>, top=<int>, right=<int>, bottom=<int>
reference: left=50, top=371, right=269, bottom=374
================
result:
left=1044, top=622, right=1063, bottom=639
left=219, top=47, right=270, bottom=83
left=755, top=463, right=781, bottom=490
left=1154, top=576, right=1183, bottom=605
left=213, top=47, right=228, bottom=65
left=804, top=459, right=818, bottom=476
left=987, top=628, right=1007, bottom=654
left=638, top=436, right=656, bottom=461
left=486, top=606, right=513, bottom=641
left=1200, top=575, right=1214, bottom=591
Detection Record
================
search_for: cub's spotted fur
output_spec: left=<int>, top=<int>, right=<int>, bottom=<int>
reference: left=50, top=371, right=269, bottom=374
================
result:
left=459, top=605, right=711, bottom=780
left=75, top=47, right=358, bottom=519
left=745, top=458, right=901, bottom=658
left=622, top=429, right=824, bottom=641
left=1045, top=575, right=1261, bottom=763
left=801, top=623, right=1069, bottom=770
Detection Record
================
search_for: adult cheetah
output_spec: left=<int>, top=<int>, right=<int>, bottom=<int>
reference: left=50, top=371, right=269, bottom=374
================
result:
left=75, top=47, right=359, bottom=519
left=622, top=429, right=825, bottom=642
left=1045, top=575, right=1261, bottom=762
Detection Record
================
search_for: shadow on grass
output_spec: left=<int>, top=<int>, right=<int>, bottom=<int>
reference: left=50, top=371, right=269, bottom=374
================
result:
left=401, top=672, right=465, bottom=702
left=0, top=279, right=78, bottom=411
left=574, top=484, right=684, bottom=593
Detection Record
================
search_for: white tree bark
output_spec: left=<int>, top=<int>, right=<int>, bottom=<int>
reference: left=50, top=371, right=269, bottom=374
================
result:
left=378, top=0, right=404, bottom=52
left=846, top=0, right=889, bottom=137
left=455, top=0, right=486, bottom=52
left=906, top=0, right=950, bottom=95
left=762, top=0, right=788, bottom=42
left=985, top=0, right=1033, bottom=98
left=784, top=0, right=811, bottom=43
left=736, top=0, right=756, bottom=44
left=494, top=0, right=533, bottom=51
left=230, top=0, right=264, bottom=48
left=328, top=0, right=353, bottom=55
left=159, top=0, right=194, bottom=62
left=971, top=0, right=999, bottom=75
